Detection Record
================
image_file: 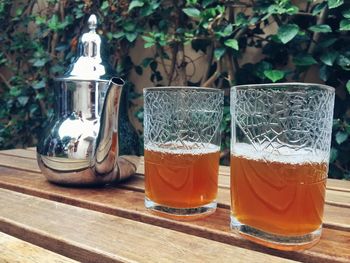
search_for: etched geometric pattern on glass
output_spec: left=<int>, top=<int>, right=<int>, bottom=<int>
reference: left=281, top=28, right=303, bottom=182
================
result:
left=144, top=88, right=224, bottom=149
left=231, top=86, right=335, bottom=162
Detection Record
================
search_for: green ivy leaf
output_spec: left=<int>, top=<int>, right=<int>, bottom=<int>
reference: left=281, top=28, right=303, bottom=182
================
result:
left=48, top=14, right=59, bottom=31
left=263, top=70, right=285, bottom=82
left=32, top=80, right=46, bottom=90
left=333, top=119, right=342, bottom=129
left=101, top=1, right=109, bottom=10
left=308, top=24, right=332, bottom=33
left=277, top=24, right=299, bottom=44
left=186, top=0, right=197, bottom=4
left=224, top=39, right=239, bottom=50
left=135, top=65, right=143, bottom=75
left=142, top=35, right=154, bottom=42
left=328, top=0, right=344, bottom=9
left=125, top=32, right=138, bottom=42
left=330, top=148, right=338, bottom=163
left=312, top=2, right=327, bottom=15
left=17, top=96, right=29, bottom=106
left=203, top=0, right=214, bottom=8
left=35, top=16, right=46, bottom=25
left=135, top=109, right=144, bottom=121
left=267, top=4, right=298, bottom=15
left=214, top=47, right=225, bottom=60
left=150, top=61, right=158, bottom=71
left=29, top=104, right=39, bottom=116
left=140, top=2, right=160, bottom=16
left=144, top=42, right=155, bottom=48
left=123, top=21, right=136, bottom=32
left=216, top=24, right=233, bottom=37
left=9, top=87, right=21, bottom=97
left=142, top=57, right=154, bottom=67
left=346, top=80, right=350, bottom=94
left=15, top=8, right=23, bottom=16
left=112, top=32, right=125, bottom=39
left=335, top=131, right=348, bottom=144
left=35, top=93, right=45, bottom=100
left=32, top=58, right=47, bottom=67
left=235, top=12, right=248, bottom=26
left=128, top=0, right=144, bottom=11
left=293, top=54, right=317, bottom=66
left=255, top=61, right=272, bottom=79
left=342, top=9, right=350, bottom=19
left=319, top=65, right=330, bottom=81
left=50, top=65, right=64, bottom=74
left=320, top=51, right=338, bottom=66
left=319, top=38, right=337, bottom=48
left=346, top=122, right=350, bottom=134
left=142, top=35, right=155, bottom=48
left=183, top=8, right=201, bottom=18
left=336, top=54, right=350, bottom=71
left=340, top=19, right=350, bottom=31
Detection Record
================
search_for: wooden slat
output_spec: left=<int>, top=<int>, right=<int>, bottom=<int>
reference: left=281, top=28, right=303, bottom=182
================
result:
left=219, top=165, right=230, bottom=176
left=26, top=147, right=37, bottom=151
left=327, top=179, right=350, bottom=193
left=120, top=175, right=350, bottom=211
left=0, top=148, right=38, bottom=159
left=2, top=152, right=347, bottom=210
left=0, top=165, right=349, bottom=231
left=0, top=231, right=78, bottom=263
left=326, top=190, right=350, bottom=208
left=0, top=150, right=350, bottom=262
left=2, top=149, right=350, bottom=192
left=0, top=167, right=349, bottom=263
left=0, top=189, right=296, bottom=263
left=0, top=154, right=40, bottom=173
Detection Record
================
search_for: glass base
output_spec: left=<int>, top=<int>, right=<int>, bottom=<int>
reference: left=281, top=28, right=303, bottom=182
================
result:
left=145, top=197, right=217, bottom=221
left=230, top=215, right=322, bottom=251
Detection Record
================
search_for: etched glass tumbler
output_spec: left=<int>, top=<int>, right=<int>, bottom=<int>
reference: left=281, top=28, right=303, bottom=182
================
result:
left=144, top=87, right=224, bottom=220
left=230, top=83, right=335, bottom=250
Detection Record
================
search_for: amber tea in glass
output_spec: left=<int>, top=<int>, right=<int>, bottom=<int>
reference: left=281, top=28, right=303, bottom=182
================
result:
left=144, top=87, right=223, bottom=219
left=145, top=144, right=220, bottom=209
left=230, top=83, right=334, bottom=250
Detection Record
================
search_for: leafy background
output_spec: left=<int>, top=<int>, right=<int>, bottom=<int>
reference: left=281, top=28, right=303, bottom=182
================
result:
left=0, top=0, right=349, bottom=180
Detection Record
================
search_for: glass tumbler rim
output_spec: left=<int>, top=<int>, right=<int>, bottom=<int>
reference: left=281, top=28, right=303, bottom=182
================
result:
left=144, top=86, right=223, bottom=93
left=231, top=82, right=335, bottom=93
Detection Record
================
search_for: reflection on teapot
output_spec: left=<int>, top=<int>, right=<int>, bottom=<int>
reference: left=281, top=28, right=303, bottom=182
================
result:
left=36, top=15, right=140, bottom=185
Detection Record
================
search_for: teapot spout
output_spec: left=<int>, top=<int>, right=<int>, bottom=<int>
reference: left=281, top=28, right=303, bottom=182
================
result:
left=94, top=77, right=124, bottom=177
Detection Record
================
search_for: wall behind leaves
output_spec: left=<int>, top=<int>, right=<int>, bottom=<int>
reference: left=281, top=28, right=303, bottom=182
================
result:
left=0, top=0, right=349, bottom=179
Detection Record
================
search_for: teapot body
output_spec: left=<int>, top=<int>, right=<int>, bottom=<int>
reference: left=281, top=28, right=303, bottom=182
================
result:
left=36, top=14, right=140, bottom=185
left=37, top=79, right=140, bottom=185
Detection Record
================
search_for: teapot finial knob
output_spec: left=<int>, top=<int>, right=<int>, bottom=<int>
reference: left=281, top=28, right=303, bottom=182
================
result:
left=88, top=14, right=97, bottom=31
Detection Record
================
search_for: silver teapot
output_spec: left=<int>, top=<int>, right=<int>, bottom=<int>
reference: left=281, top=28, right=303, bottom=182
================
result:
left=37, top=15, right=140, bottom=185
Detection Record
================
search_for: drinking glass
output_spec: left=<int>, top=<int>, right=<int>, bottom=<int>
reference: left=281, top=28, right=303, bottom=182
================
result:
left=144, top=87, right=224, bottom=220
left=230, top=83, right=335, bottom=250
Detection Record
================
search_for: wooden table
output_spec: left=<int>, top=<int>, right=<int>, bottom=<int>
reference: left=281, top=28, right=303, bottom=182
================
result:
left=0, top=148, right=349, bottom=263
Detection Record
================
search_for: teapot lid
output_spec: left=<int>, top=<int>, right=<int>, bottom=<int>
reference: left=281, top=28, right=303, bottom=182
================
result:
left=56, top=14, right=115, bottom=82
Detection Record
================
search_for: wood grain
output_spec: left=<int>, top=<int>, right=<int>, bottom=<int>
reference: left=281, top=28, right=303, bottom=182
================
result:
left=0, top=148, right=39, bottom=159
left=120, top=175, right=350, bottom=210
left=0, top=232, right=78, bottom=263
left=2, top=148, right=350, bottom=191
left=0, top=167, right=349, bottom=263
left=0, top=165, right=349, bottom=231
left=1, top=149, right=350, bottom=263
left=0, top=154, right=40, bottom=173
left=1, top=151, right=348, bottom=210
left=0, top=189, right=296, bottom=263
